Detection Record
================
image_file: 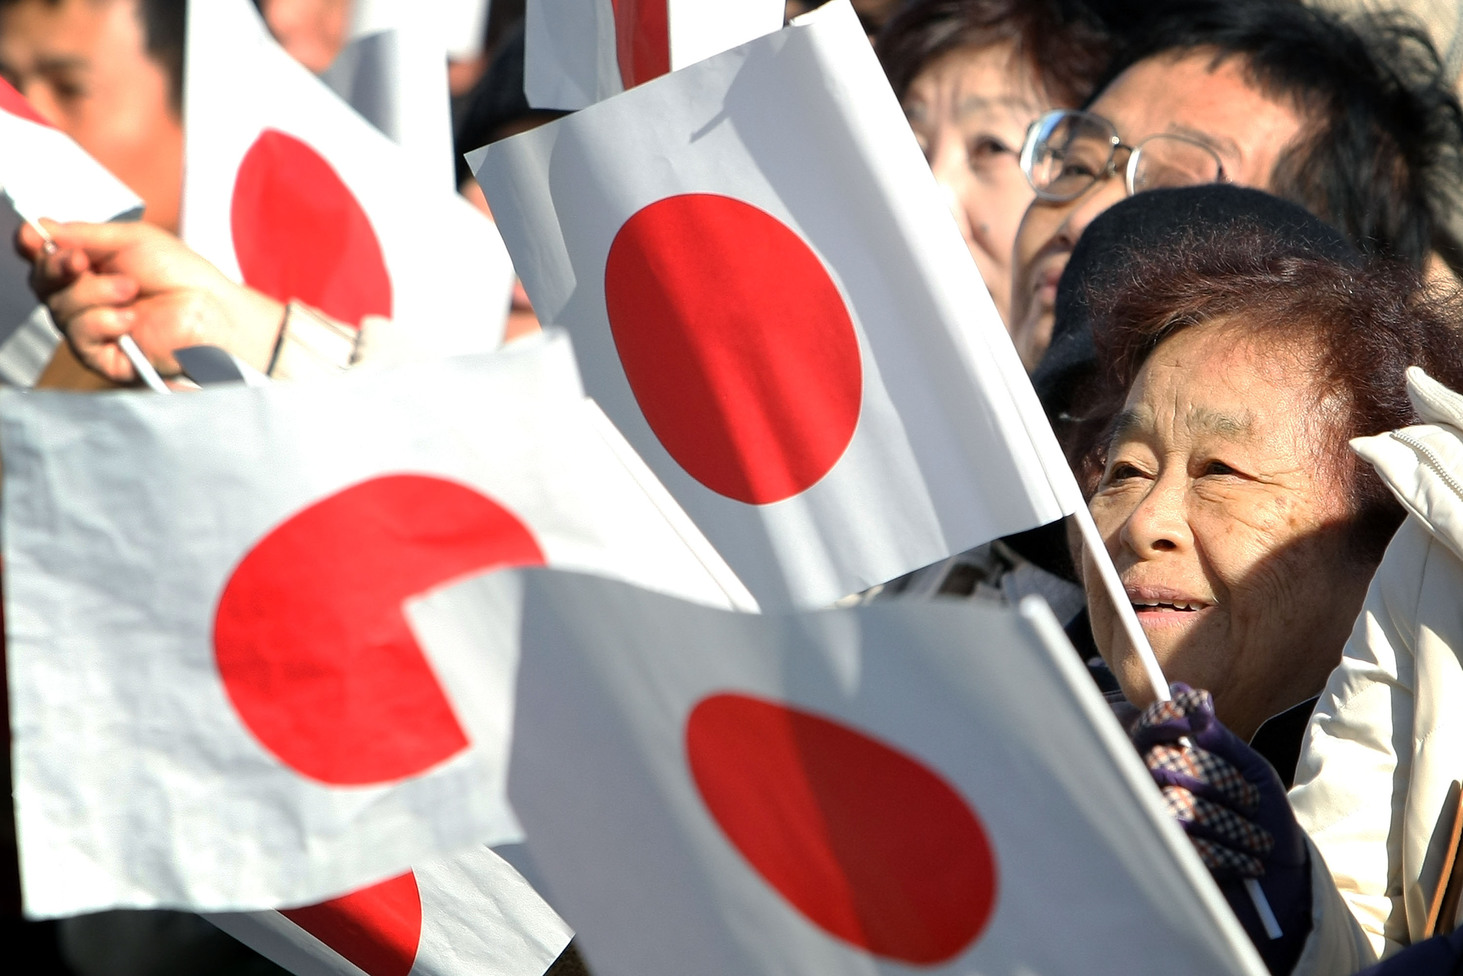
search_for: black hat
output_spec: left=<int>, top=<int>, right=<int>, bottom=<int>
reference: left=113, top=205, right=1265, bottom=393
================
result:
left=1030, top=184, right=1360, bottom=420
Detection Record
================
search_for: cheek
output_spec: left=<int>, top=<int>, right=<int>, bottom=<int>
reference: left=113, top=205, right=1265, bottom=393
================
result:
left=1080, top=555, right=1114, bottom=650
left=1199, top=499, right=1353, bottom=637
left=966, top=172, right=1033, bottom=256
left=1087, top=493, right=1134, bottom=553
left=1012, top=207, right=1052, bottom=268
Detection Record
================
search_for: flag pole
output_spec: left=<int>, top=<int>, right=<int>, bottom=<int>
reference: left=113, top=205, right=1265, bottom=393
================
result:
left=1069, top=501, right=1167, bottom=701
left=1070, top=502, right=1282, bottom=940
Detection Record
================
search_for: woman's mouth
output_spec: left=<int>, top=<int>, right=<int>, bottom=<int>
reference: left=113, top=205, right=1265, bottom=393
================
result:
left=1033, top=264, right=1064, bottom=308
left=1124, top=587, right=1215, bottom=629
left=1131, top=599, right=1207, bottom=612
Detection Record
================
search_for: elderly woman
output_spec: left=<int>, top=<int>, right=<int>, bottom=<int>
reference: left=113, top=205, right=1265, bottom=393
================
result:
left=876, top=0, right=1112, bottom=328
left=1072, top=187, right=1463, bottom=973
left=1076, top=204, right=1463, bottom=742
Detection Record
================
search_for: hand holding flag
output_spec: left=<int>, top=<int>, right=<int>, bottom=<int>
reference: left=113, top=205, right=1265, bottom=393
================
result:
left=18, top=219, right=285, bottom=383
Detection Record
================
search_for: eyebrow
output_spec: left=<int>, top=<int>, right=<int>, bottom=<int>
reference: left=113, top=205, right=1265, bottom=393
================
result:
left=905, top=94, right=1037, bottom=124
left=955, top=94, right=1039, bottom=116
left=1189, top=405, right=1254, bottom=437
left=33, top=55, right=90, bottom=75
left=1106, top=404, right=1255, bottom=449
left=1166, top=122, right=1241, bottom=161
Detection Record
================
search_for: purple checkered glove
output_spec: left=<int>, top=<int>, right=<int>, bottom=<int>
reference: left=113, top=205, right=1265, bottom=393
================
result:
left=1131, top=685, right=1311, bottom=973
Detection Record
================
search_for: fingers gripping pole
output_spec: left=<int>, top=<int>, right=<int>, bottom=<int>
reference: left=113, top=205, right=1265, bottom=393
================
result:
left=118, top=335, right=171, bottom=395
left=9, top=203, right=171, bottom=395
left=1070, top=504, right=1281, bottom=938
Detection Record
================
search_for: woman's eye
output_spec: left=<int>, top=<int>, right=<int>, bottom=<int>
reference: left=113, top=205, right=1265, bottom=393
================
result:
left=1058, top=158, right=1097, bottom=179
left=1103, top=462, right=1146, bottom=485
left=968, top=136, right=1013, bottom=161
left=1201, top=459, right=1239, bottom=477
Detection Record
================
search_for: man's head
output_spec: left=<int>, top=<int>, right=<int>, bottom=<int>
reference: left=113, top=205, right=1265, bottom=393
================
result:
left=0, top=0, right=185, bottom=232
left=1007, top=0, right=1463, bottom=369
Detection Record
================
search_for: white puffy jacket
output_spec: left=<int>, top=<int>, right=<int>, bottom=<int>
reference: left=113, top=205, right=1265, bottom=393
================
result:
left=1288, top=367, right=1463, bottom=974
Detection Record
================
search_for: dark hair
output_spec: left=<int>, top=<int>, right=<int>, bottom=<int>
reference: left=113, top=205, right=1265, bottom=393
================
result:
left=1097, top=0, right=1463, bottom=273
left=1084, top=223, right=1463, bottom=565
left=876, top=0, right=1113, bottom=108
left=140, top=0, right=184, bottom=115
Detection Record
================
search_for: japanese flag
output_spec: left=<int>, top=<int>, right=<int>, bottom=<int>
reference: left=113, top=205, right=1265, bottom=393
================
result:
left=3, top=331, right=751, bottom=917
left=407, top=569, right=1268, bottom=976
left=473, top=0, right=1074, bottom=609
left=0, top=78, right=142, bottom=385
left=183, top=0, right=510, bottom=353
left=207, top=845, right=571, bottom=976
left=323, top=0, right=456, bottom=192
left=524, top=0, right=786, bottom=110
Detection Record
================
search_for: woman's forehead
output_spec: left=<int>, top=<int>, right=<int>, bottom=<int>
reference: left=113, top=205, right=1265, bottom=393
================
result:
left=1122, top=324, right=1321, bottom=434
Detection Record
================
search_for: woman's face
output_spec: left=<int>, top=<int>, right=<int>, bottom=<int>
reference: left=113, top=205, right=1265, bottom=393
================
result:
left=1082, top=324, right=1372, bottom=739
left=902, top=42, right=1046, bottom=329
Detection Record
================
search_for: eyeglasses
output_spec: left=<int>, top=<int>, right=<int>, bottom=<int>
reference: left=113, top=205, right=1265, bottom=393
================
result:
left=1019, top=109, right=1228, bottom=203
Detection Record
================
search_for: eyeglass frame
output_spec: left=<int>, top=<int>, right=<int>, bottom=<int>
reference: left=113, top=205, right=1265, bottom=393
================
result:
left=1018, top=108, right=1230, bottom=203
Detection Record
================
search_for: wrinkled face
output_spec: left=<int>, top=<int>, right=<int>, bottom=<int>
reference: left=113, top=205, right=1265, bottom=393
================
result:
left=1082, top=324, right=1371, bottom=739
left=1008, top=50, right=1304, bottom=371
left=903, top=42, right=1046, bottom=328
left=0, top=0, right=183, bottom=232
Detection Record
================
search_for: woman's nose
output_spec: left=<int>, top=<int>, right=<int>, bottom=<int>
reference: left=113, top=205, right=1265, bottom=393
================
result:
left=1059, top=176, right=1128, bottom=250
left=1119, top=478, right=1191, bottom=556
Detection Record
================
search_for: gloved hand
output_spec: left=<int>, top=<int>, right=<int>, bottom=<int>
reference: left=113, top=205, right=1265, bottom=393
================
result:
left=1131, top=684, right=1312, bottom=974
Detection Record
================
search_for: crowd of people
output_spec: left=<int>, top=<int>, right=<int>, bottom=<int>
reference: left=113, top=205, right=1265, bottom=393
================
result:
left=4, top=0, right=1463, bottom=974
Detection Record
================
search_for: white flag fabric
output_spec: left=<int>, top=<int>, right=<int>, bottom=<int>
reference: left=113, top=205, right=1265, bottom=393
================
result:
left=207, top=845, right=571, bottom=976
left=474, top=0, right=1073, bottom=609
left=0, top=78, right=143, bottom=385
left=441, top=0, right=493, bottom=60
left=524, top=0, right=785, bottom=110
left=406, top=569, right=1267, bottom=976
left=184, top=0, right=509, bottom=352
left=3, top=331, right=751, bottom=916
left=323, top=0, right=456, bottom=192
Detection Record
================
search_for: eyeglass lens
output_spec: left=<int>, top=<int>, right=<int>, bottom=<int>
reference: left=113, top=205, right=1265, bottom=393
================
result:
left=1026, top=111, right=1223, bottom=200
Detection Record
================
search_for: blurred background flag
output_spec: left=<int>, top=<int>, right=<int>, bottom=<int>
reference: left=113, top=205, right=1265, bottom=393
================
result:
left=3, top=332, right=749, bottom=916
left=524, top=0, right=785, bottom=110
left=184, top=0, right=510, bottom=353
left=0, top=77, right=142, bottom=386
left=323, top=0, right=457, bottom=192
left=441, top=0, right=493, bottom=61
left=474, top=1, right=1074, bottom=609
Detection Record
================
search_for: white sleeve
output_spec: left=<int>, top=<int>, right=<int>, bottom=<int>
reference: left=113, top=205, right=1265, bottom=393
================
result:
left=1288, top=517, right=1430, bottom=968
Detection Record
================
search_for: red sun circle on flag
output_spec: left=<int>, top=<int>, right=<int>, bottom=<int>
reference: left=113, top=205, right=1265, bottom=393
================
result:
left=686, top=693, right=998, bottom=964
left=609, top=0, right=670, bottom=88
left=603, top=193, right=863, bottom=505
left=214, top=474, right=546, bottom=786
left=282, top=870, right=423, bottom=976
left=231, top=128, right=393, bottom=327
